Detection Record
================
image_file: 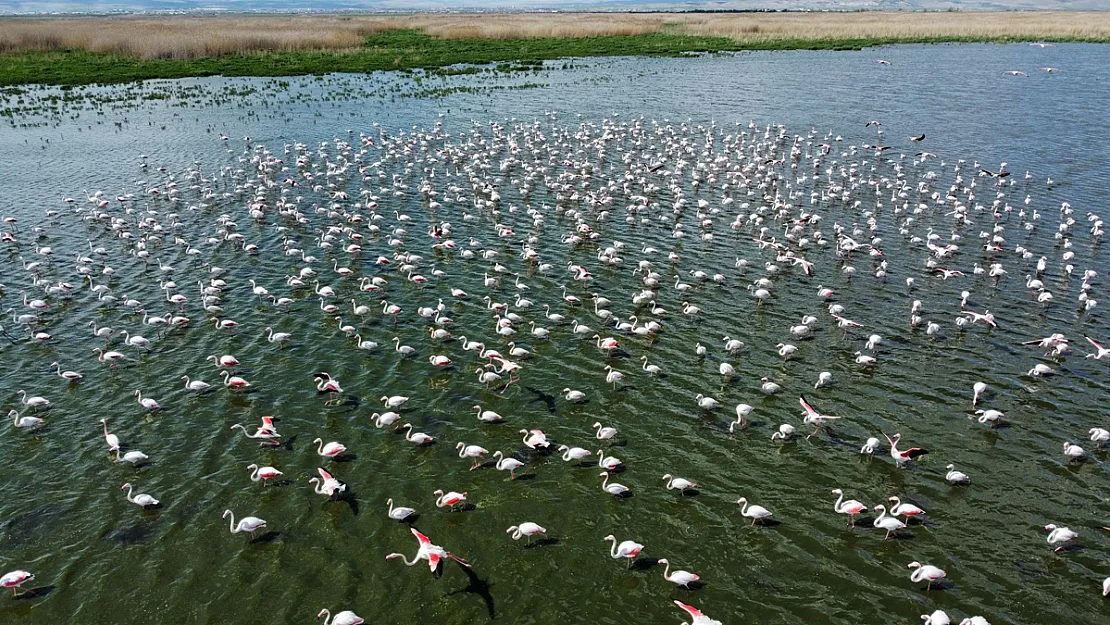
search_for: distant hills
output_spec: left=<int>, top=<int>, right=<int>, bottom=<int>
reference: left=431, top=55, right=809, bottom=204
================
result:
left=1, top=0, right=1106, bottom=15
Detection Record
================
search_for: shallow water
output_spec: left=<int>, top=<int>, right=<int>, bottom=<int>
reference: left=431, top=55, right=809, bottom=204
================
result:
left=2, top=44, right=1109, bottom=625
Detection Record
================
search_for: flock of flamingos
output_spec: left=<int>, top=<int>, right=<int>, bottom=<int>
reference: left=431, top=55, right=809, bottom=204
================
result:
left=3, top=113, right=1109, bottom=625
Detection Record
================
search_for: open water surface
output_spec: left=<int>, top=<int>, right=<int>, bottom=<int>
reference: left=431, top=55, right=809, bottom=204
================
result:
left=1, top=44, right=1109, bottom=625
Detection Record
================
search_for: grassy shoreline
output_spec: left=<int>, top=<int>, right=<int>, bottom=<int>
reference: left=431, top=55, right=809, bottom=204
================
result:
left=2, top=13, right=1109, bottom=86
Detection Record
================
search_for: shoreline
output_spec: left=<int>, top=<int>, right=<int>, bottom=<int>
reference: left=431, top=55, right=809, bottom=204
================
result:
left=2, top=12, right=1108, bottom=86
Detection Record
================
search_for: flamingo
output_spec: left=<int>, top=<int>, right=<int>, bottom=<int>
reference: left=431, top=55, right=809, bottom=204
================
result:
left=971, top=409, right=1005, bottom=427
left=771, top=424, right=796, bottom=442
left=385, top=527, right=470, bottom=577
left=972, top=381, right=987, bottom=406
left=1063, top=441, right=1086, bottom=461
left=593, top=421, right=618, bottom=441
left=372, top=412, right=400, bottom=429
left=1, top=570, right=34, bottom=596
left=908, top=561, right=947, bottom=590
left=562, top=388, right=586, bottom=402
left=658, top=559, right=700, bottom=587
left=558, top=445, right=591, bottom=464
left=832, top=488, right=867, bottom=527
left=246, top=464, right=282, bottom=487
left=492, top=451, right=525, bottom=479
left=9, top=409, right=44, bottom=430
left=121, top=483, right=159, bottom=508
left=506, top=522, right=547, bottom=544
left=313, top=438, right=346, bottom=458
left=116, top=449, right=149, bottom=465
left=945, top=464, right=970, bottom=485
left=401, top=424, right=434, bottom=445
left=873, top=504, right=907, bottom=539
left=1090, top=427, right=1110, bottom=448
left=737, top=497, right=773, bottom=525
left=456, top=442, right=489, bottom=470
left=520, top=428, right=550, bottom=449
left=182, top=375, right=211, bottom=392
left=316, top=609, right=364, bottom=625
left=207, top=354, right=239, bottom=368
left=887, top=432, right=929, bottom=467
left=309, top=467, right=346, bottom=497
left=219, top=370, right=251, bottom=390
left=860, top=437, right=881, bottom=455
left=433, top=489, right=467, bottom=510
left=889, top=496, right=926, bottom=520
left=600, top=471, right=629, bottom=496
left=663, top=474, right=696, bottom=493
left=222, top=509, right=266, bottom=535
left=264, top=327, right=291, bottom=347
left=93, top=347, right=126, bottom=365
left=731, top=404, right=754, bottom=434
left=15, top=390, right=49, bottom=411
left=922, top=611, right=951, bottom=625
left=315, top=372, right=344, bottom=405
left=597, top=450, right=623, bottom=470
left=473, top=405, right=503, bottom=423
left=386, top=498, right=415, bottom=521
left=603, top=534, right=643, bottom=567
left=1044, top=524, right=1079, bottom=552
left=674, top=600, right=723, bottom=625
left=50, top=362, right=83, bottom=381
left=799, top=394, right=843, bottom=439
left=134, top=390, right=160, bottom=411
left=100, top=418, right=120, bottom=451
left=381, top=394, right=409, bottom=409
left=230, top=423, right=281, bottom=447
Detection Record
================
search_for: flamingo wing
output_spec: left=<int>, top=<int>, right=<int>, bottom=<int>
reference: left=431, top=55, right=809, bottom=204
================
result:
left=1087, top=336, right=1103, bottom=350
left=904, top=447, right=929, bottom=459
left=799, top=394, right=821, bottom=418
left=317, top=467, right=335, bottom=481
left=674, top=601, right=704, bottom=618
left=410, top=527, right=432, bottom=545
left=427, top=551, right=441, bottom=571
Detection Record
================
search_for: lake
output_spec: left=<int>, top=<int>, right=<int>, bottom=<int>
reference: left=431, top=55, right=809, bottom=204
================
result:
left=1, top=43, right=1109, bottom=625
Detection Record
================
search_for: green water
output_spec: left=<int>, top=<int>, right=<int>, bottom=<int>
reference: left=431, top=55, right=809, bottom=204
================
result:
left=2, top=45, right=1110, bottom=625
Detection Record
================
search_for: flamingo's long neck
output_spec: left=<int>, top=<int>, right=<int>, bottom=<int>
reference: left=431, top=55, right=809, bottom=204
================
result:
left=662, top=561, right=672, bottom=580
left=227, top=512, right=237, bottom=533
left=397, top=552, right=420, bottom=566
left=319, top=611, right=331, bottom=625
left=607, top=538, right=619, bottom=559
left=834, top=492, right=844, bottom=512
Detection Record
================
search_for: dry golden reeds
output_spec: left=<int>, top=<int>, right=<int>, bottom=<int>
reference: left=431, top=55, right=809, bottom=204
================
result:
left=1, top=12, right=1108, bottom=60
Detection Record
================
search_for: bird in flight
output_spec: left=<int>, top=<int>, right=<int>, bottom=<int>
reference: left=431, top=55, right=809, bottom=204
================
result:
left=909, top=133, right=925, bottom=142
left=1003, top=70, right=1028, bottom=77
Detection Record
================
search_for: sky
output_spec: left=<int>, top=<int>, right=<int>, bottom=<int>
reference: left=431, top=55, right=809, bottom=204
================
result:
left=0, top=0, right=1101, bottom=14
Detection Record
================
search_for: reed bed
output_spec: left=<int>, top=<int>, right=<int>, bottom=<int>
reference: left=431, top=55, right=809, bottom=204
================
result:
left=2, top=12, right=1109, bottom=61
left=0, top=16, right=397, bottom=59
left=676, top=11, right=1110, bottom=42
